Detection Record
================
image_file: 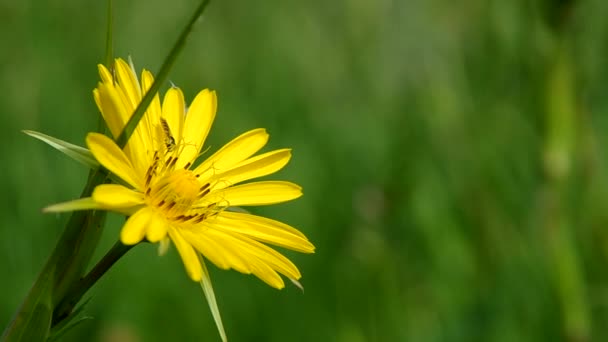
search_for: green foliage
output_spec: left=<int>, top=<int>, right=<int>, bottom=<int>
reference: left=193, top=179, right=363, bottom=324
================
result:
left=2, top=0, right=608, bottom=341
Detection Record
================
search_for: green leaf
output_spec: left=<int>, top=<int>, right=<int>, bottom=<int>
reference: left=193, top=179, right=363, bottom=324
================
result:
left=47, top=298, right=93, bottom=342
left=43, top=198, right=100, bottom=213
left=23, top=130, right=99, bottom=170
left=1, top=268, right=53, bottom=342
left=104, top=0, right=113, bottom=69
left=198, top=255, right=227, bottom=342
left=115, top=0, right=212, bottom=149
left=47, top=315, right=92, bottom=342
left=4, top=1, right=214, bottom=340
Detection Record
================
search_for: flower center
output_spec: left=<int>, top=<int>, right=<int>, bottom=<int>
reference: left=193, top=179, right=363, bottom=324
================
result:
left=147, top=169, right=207, bottom=218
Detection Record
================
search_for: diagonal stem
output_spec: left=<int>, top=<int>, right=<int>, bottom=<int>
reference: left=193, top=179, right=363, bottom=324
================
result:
left=115, top=0, right=212, bottom=149
left=52, top=241, right=135, bottom=327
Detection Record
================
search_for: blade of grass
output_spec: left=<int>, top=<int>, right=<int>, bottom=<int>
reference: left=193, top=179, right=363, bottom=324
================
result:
left=115, top=0, right=212, bottom=149
left=2, top=1, right=213, bottom=339
left=104, top=0, right=113, bottom=70
left=52, top=0, right=213, bottom=328
left=98, top=0, right=114, bottom=134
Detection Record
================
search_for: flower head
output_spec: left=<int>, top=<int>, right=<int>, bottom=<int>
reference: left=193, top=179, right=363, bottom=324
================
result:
left=47, top=58, right=315, bottom=340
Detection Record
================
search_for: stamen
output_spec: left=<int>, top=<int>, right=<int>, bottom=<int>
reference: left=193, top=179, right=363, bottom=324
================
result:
left=168, top=156, right=178, bottom=169
left=193, top=214, right=207, bottom=223
left=145, top=151, right=160, bottom=188
left=166, top=202, right=176, bottom=211
left=145, top=168, right=153, bottom=188
left=145, top=167, right=211, bottom=224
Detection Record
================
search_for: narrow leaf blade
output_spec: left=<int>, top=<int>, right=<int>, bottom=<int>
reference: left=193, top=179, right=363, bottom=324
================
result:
left=23, top=130, right=99, bottom=169
left=198, top=255, right=227, bottom=342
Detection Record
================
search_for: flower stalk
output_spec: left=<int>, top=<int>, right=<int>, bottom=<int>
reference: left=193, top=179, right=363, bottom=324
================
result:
left=53, top=242, right=135, bottom=324
left=2, top=1, right=213, bottom=340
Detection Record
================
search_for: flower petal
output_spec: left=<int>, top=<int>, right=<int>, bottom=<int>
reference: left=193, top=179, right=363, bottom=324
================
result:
left=146, top=211, right=168, bottom=243
left=210, top=149, right=292, bottom=189
left=121, top=208, right=153, bottom=245
left=169, top=228, right=202, bottom=281
left=94, top=83, right=128, bottom=138
left=94, top=59, right=153, bottom=173
left=178, top=89, right=217, bottom=168
left=140, top=69, right=162, bottom=157
left=162, top=87, right=185, bottom=145
left=182, top=229, right=251, bottom=274
left=121, top=207, right=168, bottom=244
left=215, top=181, right=302, bottom=207
left=97, top=64, right=113, bottom=84
left=194, top=128, right=268, bottom=175
left=184, top=225, right=302, bottom=289
left=203, top=229, right=293, bottom=288
left=222, top=230, right=301, bottom=280
left=212, top=211, right=315, bottom=253
left=92, top=184, right=144, bottom=208
left=114, top=58, right=142, bottom=109
left=86, top=133, right=142, bottom=189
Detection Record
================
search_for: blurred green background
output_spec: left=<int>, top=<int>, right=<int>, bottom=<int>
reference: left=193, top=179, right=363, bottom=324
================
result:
left=3, top=0, right=608, bottom=341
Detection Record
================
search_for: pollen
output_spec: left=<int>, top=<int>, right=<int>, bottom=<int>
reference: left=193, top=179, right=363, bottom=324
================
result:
left=147, top=169, right=202, bottom=216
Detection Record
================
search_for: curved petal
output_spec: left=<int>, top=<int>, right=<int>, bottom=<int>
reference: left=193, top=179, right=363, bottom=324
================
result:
left=97, top=64, right=113, bottom=84
left=94, top=83, right=128, bottom=138
left=212, top=211, right=315, bottom=253
left=114, top=58, right=142, bottom=109
left=86, top=133, right=142, bottom=189
left=120, top=208, right=153, bottom=245
left=178, top=89, right=216, bottom=168
left=183, top=225, right=302, bottom=289
left=95, top=59, right=152, bottom=173
left=182, top=228, right=251, bottom=274
left=221, top=228, right=302, bottom=280
left=146, top=211, right=168, bottom=243
left=140, top=69, right=162, bottom=158
left=209, top=149, right=292, bottom=189
left=92, top=184, right=144, bottom=208
left=169, top=228, right=203, bottom=281
left=230, top=235, right=302, bottom=280
left=200, top=229, right=295, bottom=288
left=214, top=181, right=302, bottom=207
left=194, top=128, right=268, bottom=175
left=162, top=87, right=185, bottom=145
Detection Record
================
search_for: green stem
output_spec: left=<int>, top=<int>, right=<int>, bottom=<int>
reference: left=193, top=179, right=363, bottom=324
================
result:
left=1, top=169, right=108, bottom=342
left=104, top=0, right=113, bottom=70
left=2, top=1, right=213, bottom=340
left=52, top=242, right=135, bottom=326
left=115, top=0, right=212, bottom=149
left=542, top=38, right=590, bottom=342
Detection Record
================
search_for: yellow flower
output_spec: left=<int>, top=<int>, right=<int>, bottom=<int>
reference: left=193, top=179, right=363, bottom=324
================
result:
left=47, top=58, right=315, bottom=340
